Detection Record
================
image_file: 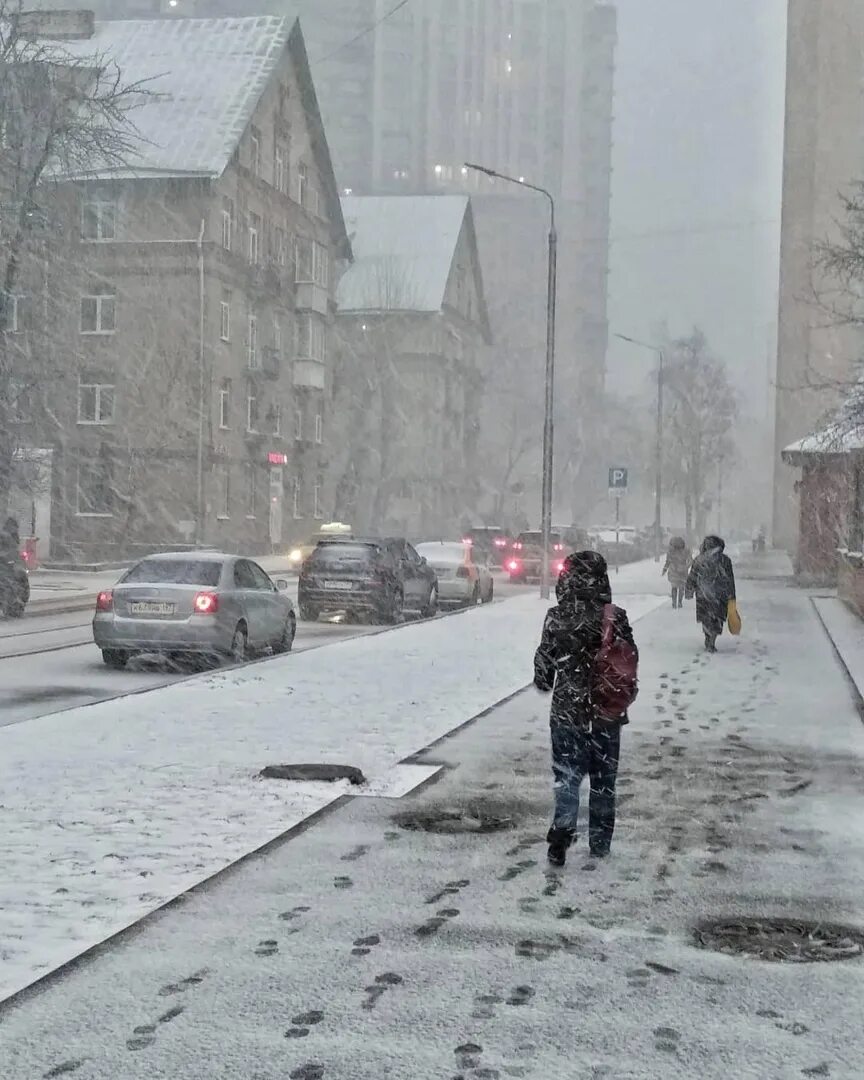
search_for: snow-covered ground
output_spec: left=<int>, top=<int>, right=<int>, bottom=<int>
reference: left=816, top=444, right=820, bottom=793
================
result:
left=2, top=568, right=863, bottom=1079
left=0, top=564, right=667, bottom=1002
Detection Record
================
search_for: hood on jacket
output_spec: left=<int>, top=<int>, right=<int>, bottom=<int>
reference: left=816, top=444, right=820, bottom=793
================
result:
left=556, top=550, right=612, bottom=608
left=669, top=536, right=687, bottom=552
left=700, top=535, right=725, bottom=555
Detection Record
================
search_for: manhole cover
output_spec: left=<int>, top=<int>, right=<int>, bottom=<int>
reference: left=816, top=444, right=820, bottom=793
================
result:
left=394, top=806, right=516, bottom=835
left=693, top=918, right=864, bottom=963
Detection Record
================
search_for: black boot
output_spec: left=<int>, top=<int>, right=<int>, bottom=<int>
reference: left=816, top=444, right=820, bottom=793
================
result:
left=547, top=826, right=574, bottom=868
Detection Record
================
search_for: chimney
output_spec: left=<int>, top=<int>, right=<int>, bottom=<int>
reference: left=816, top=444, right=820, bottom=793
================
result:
left=17, top=9, right=96, bottom=40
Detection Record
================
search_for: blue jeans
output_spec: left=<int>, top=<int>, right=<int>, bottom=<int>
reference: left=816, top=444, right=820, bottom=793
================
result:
left=551, top=723, right=621, bottom=850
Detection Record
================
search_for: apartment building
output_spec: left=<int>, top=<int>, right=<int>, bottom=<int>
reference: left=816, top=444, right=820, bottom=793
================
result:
left=774, top=0, right=864, bottom=552
left=7, top=13, right=349, bottom=561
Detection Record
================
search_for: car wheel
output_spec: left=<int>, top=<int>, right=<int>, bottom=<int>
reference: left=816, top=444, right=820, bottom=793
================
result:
left=102, top=648, right=129, bottom=669
left=484, top=579, right=494, bottom=603
left=298, top=603, right=319, bottom=622
left=383, top=588, right=404, bottom=624
left=272, top=613, right=296, bottom=654
left=469, top=583, right=480, bottom=607
left=422, top=584, right=439, bottom=619
left=229, top=623, right=248, bottom=664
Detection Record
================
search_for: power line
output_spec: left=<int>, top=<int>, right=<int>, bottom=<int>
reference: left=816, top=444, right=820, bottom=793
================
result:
left=313, top=0, right=411, bottom=65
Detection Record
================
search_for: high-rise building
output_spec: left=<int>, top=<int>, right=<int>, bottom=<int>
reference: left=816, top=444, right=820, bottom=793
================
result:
left=774, top=0, right=864, bottom=550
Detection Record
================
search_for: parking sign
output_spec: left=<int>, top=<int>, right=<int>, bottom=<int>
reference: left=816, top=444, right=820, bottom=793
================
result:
left=608, top=468, right=628, bottom=497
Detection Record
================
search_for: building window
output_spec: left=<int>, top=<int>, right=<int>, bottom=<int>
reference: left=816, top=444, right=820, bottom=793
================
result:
left=76, top=459, right=112, bottom=516
left=81, top=198, right=116, bottom=241
left=247, top=313, right=259, bottom=369
left=273, top=318, right=282, bottom=357
left=273, top=402, right=282, bottom=437
left=9, top=378, right=32, bottom=422
left=294, top=407, right=303, bottom=441
left=274, top=145, right=286, bottom=193
left=296, top=314, right=325, bottom=361
left=314, top=413, right=323, bottom=444
left=3, top=293, right=22, bottom=333
left=217, top=464, right=230, bottom=519
left=220, top=300, right=230, bottom=342
left=221, top=197, right=233, bottom=250
left=78, top=377, right=115, bottom=425
left=248, top=213, right=260, bottom=264
left=314, top=481, right=323, bottom=519
left=292, top=476, right=302, bottom=519
left=273, top=226, right=287, bottom=266
left=219, top=381, right=231, bottom=429
left=294, top=238, right=328, bottom=286
left=297, top=162, right=308, bottom=206
left=80, top=292, right=116, bottom=334
left=247, top=390, right=259, bottom=432
left=249, top=126, right=261, bottom=177
left=246, top=463, right=257, bottom=518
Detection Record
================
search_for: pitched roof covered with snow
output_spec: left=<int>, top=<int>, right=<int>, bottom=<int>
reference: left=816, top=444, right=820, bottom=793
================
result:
left=338, top=196, right=472, bottom=314
left=50, top=16, right=292, bottom=178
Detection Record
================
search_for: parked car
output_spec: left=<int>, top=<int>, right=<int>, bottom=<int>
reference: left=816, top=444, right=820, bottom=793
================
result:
left=298, top=537, right=438, bottom=623
left=554, top=524, right=590, bottom=552
left=461, top=525, right=513, bottom=567
left=507, top=530, right=566, bottom=584
left=287, top=521, right=353, bottom=571
left=93, top=552, right=296, bottom=668
left=416, top=541, right=494, bottom=607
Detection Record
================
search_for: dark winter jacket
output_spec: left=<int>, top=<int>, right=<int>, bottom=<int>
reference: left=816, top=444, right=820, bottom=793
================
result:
left=534, top=550, right=637, bottom=731
left=686, top=535, right=736, bottom=633
left=663, top=539, right=691, bottom=587
left=0, top=518, right=20, bottom=564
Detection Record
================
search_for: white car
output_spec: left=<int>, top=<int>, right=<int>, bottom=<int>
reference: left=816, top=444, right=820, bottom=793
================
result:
left=415, top=541, right=494, bottom=608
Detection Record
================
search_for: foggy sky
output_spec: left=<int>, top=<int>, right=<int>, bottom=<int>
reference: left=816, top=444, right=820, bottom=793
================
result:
left=607, top=0, right=788, bottom=419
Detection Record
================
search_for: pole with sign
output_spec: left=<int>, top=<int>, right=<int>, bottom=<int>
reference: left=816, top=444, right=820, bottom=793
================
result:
left=608, top=468, right=628, bottom=575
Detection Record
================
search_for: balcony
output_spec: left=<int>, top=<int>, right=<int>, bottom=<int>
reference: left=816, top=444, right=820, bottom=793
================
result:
left=295, top=281, right=329, bottom=315
left=261, top=345, right=281, bottom=378
left=294, top=359, right=326, bottom=390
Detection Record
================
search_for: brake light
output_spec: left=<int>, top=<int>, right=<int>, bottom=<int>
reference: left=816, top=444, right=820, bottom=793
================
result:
left=95, top=590, right=113, bottom=612
left=554, top=561, right=565, bottom=574
left=456, top=566, right=471, bottom=578
left=461, top=537, right=473, bottom=546
left=513, top=542, right=523, bottom=551
left=494, top=538, right=506, bottom=547
left=553, top=543, right=564, bottom=552
left=508, top=559, right=521, bottom=573
left=193, top=591, right=219, bottom=614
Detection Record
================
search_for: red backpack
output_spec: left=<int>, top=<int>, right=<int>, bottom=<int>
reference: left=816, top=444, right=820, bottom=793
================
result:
left=591, top=604, right=639, bottom=722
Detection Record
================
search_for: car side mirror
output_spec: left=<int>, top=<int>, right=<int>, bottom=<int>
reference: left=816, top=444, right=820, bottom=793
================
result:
left=276, top=578, right=289, bottom=591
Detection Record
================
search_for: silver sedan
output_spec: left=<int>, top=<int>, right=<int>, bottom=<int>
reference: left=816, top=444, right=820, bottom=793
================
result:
left=93, top=552, right=296, bottom=668
left=415, top=541, right=494, bottom=608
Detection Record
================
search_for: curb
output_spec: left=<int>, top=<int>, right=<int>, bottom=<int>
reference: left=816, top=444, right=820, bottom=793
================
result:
left=810, top=597, right=864, bottom=723
left=24, top=596, right=95, bottom=619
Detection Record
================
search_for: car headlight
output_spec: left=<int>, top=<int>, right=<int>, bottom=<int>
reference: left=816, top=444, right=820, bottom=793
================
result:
left=289, top=549, right=302, bottom=563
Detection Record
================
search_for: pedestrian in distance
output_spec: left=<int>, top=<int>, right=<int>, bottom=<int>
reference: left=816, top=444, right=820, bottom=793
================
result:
left=662, top=536, right=690, bottom=609
left=534, top=551, right=638, bottom=868
left=686, top=535, right=737, bottom=653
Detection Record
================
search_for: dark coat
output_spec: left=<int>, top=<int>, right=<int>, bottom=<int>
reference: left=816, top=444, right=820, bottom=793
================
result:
left=686, top=536, right=736, bottom=633
left=534, top=551, right=637, bottom=731
left=0, top=519, right=19, bottom=563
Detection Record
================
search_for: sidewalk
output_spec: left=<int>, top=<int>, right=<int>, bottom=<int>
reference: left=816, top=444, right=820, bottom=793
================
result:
left=2, top=564, right=863, bottom=1078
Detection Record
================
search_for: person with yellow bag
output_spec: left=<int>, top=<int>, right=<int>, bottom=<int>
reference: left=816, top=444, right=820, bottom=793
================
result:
left=685, top=535, right=738, bottom=653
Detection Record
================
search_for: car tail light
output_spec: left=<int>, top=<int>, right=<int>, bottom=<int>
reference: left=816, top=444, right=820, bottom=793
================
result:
left=508, top=559, right=521, bottom=573
left=553, top=543, right=564, bottom=552
left=554, top=561, right=565, bottom=574
left=95, top=590, right=113, bottom=612
left=513, top=542, right=523, bottom=551
left=494, top=538, right=506, bottom=548
left=193, top=591, right=219, bottom=614
left=456, top=566, right=471, bottom=578
left=461, top=537, right=473, bottom=546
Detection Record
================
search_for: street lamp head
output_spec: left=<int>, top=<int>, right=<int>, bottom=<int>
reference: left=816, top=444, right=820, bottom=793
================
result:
left=464, top=161, right=498, bottom=179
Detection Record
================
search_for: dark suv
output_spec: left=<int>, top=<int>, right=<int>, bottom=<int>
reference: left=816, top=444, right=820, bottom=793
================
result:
left=507, top=530, right=565, bottom=583
left=298, top=537, right=438, bottom=623
left=462, top=525, right=513, bottom=567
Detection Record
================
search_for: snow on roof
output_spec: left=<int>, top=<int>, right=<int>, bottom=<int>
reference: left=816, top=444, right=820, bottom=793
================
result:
left=783, top=427, right=864, bottom=457
left=50, top=16, right=292, bottom=178
left=338, top=196, right=469, bottom=313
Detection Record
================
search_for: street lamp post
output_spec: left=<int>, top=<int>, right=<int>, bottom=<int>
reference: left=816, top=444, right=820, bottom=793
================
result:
left=614, top=333, right=665, bottom=562
left=465, top=162, right=557, bottom=599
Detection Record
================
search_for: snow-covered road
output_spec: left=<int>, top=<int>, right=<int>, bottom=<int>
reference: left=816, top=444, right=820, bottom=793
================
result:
left=2, top=560, right=863, bottom=1080
left=0, top=564, right=664, bottom=1002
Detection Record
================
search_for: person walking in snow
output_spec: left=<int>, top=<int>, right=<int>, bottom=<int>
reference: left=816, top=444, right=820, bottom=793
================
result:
left=662, top=536, right=690, bottom=609
left=0, top=516, right=20, bottom=562
left=686, top=535, right=736, bottom=653
left=534, top=551, right=637, bottom=867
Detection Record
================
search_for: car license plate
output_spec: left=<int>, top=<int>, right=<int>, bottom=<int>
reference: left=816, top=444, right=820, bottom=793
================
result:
left=130, top=601, right=175, bottom=615
left=323, top=581, right=353, bottom=591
